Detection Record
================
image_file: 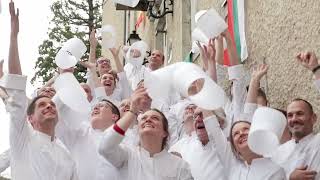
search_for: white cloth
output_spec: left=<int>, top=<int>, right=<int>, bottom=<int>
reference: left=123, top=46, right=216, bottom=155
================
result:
left=169, top=131, right=227, bottom=180
left=203, top=115, right=285, bottom=180
left=124, top=63, right=151, bottom=90
left=275, top=134, right=320, bottom=180
left=0, top=149, right=10, bottom=173
left=99, top=127, right=194, bottom=180
left=223, top=65, right=248, bottom=136
left=54, top=96, right=120, bottom=180
left=2, top=74, right=78, bottom=180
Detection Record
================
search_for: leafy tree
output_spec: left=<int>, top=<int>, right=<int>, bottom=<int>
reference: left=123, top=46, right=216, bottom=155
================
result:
left=31, top=0, right=103, bottom=84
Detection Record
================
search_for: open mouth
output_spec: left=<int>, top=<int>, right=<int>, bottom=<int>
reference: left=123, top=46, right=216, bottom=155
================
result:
left=142, top=123, right=155, bottom=128
left=103, top=81, right=112, bottom=87
left=238, top=136, right=247, bottom=145
left=197, top=125, right=205, bottom=129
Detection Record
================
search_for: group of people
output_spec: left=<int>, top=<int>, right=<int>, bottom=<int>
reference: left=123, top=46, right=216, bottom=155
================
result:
left=1, top=1, right=320, bottom=180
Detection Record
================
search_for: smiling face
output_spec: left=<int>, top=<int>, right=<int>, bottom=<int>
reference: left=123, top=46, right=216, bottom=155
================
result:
left=287, top=100, right=316, bottom=141
left=97, top=57, right=112, bottom=75
left=193, top=107, right=209, bottom=145
left=91, top=100, right=119, bottom=130
left=138, top=110, right=168, bottom=148
left=27, top=96, right=58, bottom=129
left=148, top=50, right=164, bottom=71
left=100, top=73, right=116, bottom=92
left=231, top=122, right=251, bottom=155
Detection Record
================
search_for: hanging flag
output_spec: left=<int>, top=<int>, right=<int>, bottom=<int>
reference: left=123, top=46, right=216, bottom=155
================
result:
left=224, top=0, right=248, bottom=66
left=135, top=11, right=146, bottom=30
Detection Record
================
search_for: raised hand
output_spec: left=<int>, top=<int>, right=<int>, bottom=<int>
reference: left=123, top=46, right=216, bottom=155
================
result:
left=296, top=51, right=319, bottom=71
left=90, top=29, right=98, bottom=49
left=9, top=0, right=19, bottom=37
left=130, top=88, right=149, bottom=114
left=109, top=45, right=122, bottom=58
left=79, top=60, right=96, bottom=70
left=196, top=39, right=216, bottom=70
left=251, top=64, right=268, bottom=81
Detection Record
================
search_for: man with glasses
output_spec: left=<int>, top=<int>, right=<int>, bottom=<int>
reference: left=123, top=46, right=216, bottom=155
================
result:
left=169, top=105, right=227, bottom=180
left=85, top=30, right=132, bottom=103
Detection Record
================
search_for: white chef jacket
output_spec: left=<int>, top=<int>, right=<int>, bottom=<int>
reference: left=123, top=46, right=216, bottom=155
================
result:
left=276, top=134, right=320, bottom=180
left=124, top=63, right=151, bottom=90
left=223, top=64, right=248, bottom=136
left=87, top=70, right=132, bottom=103
left=2, top=74, right=78, bottom=180
left=0, top=150, right=10, bottom=173
left=99, top=126, right=194, bottom=180
left=203, top=115, right=285, bottom=180
left=169, top=131, right=227, bottom=180
left=54, top=96, right=120, bottom=180
left=273, top=79, right=320, bottom=179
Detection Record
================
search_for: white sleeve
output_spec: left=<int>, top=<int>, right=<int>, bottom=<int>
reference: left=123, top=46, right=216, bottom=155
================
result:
left=179, top=162, right=194, bottom=180
left=228, top=64, right=247, bottom=121
left=86, top=70, right=96, bottom=94
left=242, top=103, right=258, bottom=122
left=118, top=72, right=132, bottom=99
left=98, top=126, right=130, bottom=168
left=0, top=149, right=10, bottom=173
left=1, top=74, right=30, bottom=158
left=94, top=87, right=107, bottom=102
left=203, top=115, right=236, bottom=172
left=314, top=79, right=320, bottom=93
left=53, top=95, right=88, bottom=148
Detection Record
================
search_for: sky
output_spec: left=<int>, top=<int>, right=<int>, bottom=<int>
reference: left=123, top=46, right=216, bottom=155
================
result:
left=0, top=0, right=52, bottom=177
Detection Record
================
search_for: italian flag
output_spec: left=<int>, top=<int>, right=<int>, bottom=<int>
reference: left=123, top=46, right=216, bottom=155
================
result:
left=223, top=0, right=248, bottom=66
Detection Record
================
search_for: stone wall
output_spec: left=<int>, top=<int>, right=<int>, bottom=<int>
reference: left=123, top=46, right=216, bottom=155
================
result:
left=103, top=0, right=320, bottom=129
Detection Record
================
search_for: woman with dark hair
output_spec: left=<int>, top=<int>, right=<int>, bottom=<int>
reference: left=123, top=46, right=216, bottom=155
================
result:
left=99, top=88, right=193, bottom=180
left=199, top=108, right=285, bottom=180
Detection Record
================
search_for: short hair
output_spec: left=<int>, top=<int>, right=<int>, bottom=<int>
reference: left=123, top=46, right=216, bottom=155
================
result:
left=100, top=99, right=120, bottom=120
left=150, top=108, right=169, bottom=150
left=27, top=95, right=51, bottom=116
left=290, top=98, right=314, bottom=113
left=229, top=120, right=251, bottom=160
left=101, top=71, right=118, bottom=86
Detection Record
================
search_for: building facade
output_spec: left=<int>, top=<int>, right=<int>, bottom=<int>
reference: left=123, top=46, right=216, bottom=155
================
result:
left=102, top=0, right=320, bottom=129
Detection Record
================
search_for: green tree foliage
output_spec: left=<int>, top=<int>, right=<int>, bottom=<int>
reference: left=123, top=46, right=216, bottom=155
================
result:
left=31, top=0, right=103, bottom=84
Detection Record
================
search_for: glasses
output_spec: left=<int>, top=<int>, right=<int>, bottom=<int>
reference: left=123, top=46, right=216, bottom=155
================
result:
left=97, top=59, right=110, bottom=65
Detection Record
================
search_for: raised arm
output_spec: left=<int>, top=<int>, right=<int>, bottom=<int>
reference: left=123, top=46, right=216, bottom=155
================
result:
left=4, top=0, right=29, bottom=156
left=98, top=88, right=147, bottom=167
left=201, top=109, right=236, bottom=173
left=296, top=51, right=320, bottom=93
left=196, top=39, right=217, bottom=82
left=215, top=35, right=224, bottom=66
left=89, top=29, right=97, bottom=64
left=8, top=0, right=21, bottom=75
left=222, top=30, right=239, bottom=66
left=109, top=46, right=124, bottom=72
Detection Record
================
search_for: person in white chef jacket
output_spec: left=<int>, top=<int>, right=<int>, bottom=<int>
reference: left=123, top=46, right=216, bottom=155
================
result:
left=169, top=102, right=227, bottom=180
left=196, top=106, right=286, bottom=180
left=53, top=95, right=121, bottom=180
left=98, top=87, right=194, bottom=180
left=1, top=2, right=78, bottom=179
left=275, top=51, right=320, bottom=180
